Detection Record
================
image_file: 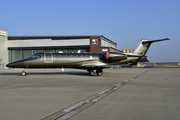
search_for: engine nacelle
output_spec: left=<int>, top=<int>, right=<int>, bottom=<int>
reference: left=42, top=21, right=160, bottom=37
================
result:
left=104, top=52, right=127, bottom=61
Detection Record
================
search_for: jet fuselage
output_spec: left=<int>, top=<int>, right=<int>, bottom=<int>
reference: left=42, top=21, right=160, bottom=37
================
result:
left=6, top=52, right=129, bottom=69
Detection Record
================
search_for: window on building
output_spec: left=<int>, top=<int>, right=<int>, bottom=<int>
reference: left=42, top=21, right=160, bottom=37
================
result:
left=102, top=49, right=108, bottom=52
left=71, top=55, right=73, bottom=59
left=57, top=49, right=66, bottom=53
left=36, top=49, right=44, bottom=53
left=13, top=50, right=22, bottom=62
left=81, top=49, right=90, bottom=53
left=81, top=55, right=83, bottom=59
left=23, top=50, right=33, bottom=59
left=28, top=54, right=42, bottom=59
left=68, top=49, right=77, bottom=53
left=54, top=55, right=56, bottom=59
left=92, top=39, right=98, bottom=44
left=45, top=49, right=53, bottom=53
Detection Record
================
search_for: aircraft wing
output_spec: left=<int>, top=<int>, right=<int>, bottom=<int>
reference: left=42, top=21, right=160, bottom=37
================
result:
left=82, top=65, right=121, bottom=69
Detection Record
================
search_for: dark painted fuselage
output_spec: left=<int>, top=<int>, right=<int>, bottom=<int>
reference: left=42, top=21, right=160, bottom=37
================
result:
left=7, top=52, right=130, bottom=69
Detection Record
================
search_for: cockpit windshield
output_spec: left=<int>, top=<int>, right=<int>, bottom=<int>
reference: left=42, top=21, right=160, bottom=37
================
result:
left=28, top=54, right=42, bottom=59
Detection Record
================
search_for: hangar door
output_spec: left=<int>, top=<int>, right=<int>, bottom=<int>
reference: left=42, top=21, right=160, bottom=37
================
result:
left=44, top=53, right=53, bottom=63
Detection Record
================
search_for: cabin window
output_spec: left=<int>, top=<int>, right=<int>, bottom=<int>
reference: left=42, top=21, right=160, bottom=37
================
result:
left=86, top=55, right=88, bottom=59
left=76, top=55, right=79, bottom=59
left=65, top=55, right=68, bottom=59
left=81, top=55, right=83, bottom=59
left=54, top=55, right=56, bottom=59
left=59, top=55, right=62, bottom=59
left=71, top=55, right=73, bottom=59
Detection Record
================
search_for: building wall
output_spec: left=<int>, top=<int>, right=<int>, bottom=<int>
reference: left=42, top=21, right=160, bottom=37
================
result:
left=90, top=36, right=101, bottom=53
left=100, top=47, right=122, bottom=53
left=100, top=47, right=110, bottom=52
left=100, top=37, right=117, bottom=49
left=0, top=29, right=8, bottom=69
left=109, top=48, right=122, bottom=53
left=8, top=38, right=90, bottom=48
left=89, top=36, right=120, bottom=53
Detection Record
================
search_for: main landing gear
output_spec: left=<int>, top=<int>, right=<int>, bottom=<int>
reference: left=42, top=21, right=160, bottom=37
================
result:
left=96, top=68, right=103, bottom=76
left=87, top=68, right=103, bottom=76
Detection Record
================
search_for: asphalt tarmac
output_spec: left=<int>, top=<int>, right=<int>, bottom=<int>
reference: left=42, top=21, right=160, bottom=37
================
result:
left=0, top=68, right=180, bottom=120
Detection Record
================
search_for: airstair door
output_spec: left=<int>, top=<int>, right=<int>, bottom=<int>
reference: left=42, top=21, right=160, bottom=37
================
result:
left=44, top=53, right=53, bottom=63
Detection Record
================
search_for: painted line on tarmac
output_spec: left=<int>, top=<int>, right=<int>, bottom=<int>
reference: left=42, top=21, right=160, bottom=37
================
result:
left=41, top=70, right=149, bottom=120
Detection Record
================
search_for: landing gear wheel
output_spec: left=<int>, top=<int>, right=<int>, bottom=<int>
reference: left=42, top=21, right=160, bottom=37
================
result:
left=20, top=70, right=27, bottom=77
left=88, top=69, right=94, bottom=75
left=96, top=69, right=103, bottom=76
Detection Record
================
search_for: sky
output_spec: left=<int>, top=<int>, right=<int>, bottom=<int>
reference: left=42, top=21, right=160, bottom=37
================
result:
left=1, top=0, right=180, bottom=62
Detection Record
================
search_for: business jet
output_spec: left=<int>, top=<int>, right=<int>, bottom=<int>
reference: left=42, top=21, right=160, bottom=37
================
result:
left=6, top=38, right=169, bottom=76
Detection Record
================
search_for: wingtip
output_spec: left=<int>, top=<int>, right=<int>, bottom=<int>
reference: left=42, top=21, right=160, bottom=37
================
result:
left=164, top=38, right=170, bottom=40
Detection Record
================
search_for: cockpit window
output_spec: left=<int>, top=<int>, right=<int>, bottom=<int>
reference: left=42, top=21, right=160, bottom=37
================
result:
left=29, top=54, right=42, bottom=59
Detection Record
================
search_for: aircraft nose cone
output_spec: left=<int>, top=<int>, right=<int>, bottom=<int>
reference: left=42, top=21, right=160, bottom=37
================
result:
left=6, top=60, right=25, bottom=68
left=6, top=63, right=13, bottom=67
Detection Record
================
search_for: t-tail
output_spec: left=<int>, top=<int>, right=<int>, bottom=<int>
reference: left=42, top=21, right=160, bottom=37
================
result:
left=132, top=38, right=170, bottom=56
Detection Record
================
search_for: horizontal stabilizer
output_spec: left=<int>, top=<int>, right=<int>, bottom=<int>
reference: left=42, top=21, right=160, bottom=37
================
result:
left=142, top=38, right=170, bottom=43
left=129, top=56, right=143, bottom=65
left=139, top=58, right=149, bottom=62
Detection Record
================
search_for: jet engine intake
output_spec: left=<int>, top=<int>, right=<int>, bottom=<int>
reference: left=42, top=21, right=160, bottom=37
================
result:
left=104, top=52, right=127, bottom=61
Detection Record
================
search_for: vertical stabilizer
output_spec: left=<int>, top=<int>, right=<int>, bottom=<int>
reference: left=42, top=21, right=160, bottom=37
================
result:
left=133, top=38, right=169, bottom=56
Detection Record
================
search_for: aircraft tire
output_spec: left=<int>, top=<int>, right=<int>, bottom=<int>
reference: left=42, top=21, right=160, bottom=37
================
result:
left=96, top=69, right=103, bottom=76
left=89, top=71, right=94, bottom=75
left=21, top=71, right=27, bottom=76
left=88, top=69, right=94, bottom=75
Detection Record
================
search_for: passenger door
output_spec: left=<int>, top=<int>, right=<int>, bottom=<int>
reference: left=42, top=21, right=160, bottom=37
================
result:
left=44, top=53, right=53, bottom=63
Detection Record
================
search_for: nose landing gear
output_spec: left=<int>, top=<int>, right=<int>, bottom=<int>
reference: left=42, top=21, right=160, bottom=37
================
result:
left=20, top=70, right=27, bottom=77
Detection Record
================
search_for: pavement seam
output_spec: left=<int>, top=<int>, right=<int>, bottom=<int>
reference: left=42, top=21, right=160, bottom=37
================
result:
left=41, top=70, right=149, bottom=120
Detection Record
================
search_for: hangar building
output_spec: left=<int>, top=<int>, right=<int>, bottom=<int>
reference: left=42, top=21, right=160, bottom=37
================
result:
left=0, top=29, right=121, bottom=69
